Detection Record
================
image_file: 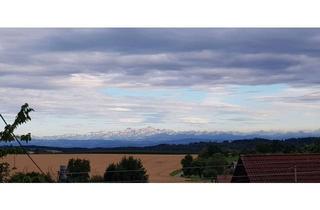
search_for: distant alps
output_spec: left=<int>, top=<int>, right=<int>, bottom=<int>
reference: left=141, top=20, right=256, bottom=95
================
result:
left=5, top=126, right=316, bottom=148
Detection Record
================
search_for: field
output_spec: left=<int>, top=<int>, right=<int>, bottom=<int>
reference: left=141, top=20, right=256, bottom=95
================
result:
left=3, top=154, right=189, bottom=183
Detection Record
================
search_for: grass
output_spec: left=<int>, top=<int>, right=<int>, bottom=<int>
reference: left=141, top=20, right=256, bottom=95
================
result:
left=169, top=170, right=213, bottom=182
left=226, top=154, right=239, bottom=164
left=170, top=169, right=182, bottom=177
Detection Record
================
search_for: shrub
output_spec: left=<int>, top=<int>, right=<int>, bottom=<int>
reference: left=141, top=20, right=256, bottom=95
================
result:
left=0, top=162, right=10, bottom=182
left=202, top=168, right=218, bottom=179
left=90, top=175, right=104, bottom=183
left=9, top=172, right=54, bottom=183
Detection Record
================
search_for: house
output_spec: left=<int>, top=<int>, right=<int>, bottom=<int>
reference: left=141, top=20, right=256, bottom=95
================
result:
left=231, top=154, right=320, bottom=183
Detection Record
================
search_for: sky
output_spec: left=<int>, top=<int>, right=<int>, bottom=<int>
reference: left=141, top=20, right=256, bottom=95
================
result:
left=1, top=28, right=320, bottom=136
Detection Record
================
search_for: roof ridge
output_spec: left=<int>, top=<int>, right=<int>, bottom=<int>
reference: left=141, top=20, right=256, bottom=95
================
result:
left=241, top=153, right=320, bottom=157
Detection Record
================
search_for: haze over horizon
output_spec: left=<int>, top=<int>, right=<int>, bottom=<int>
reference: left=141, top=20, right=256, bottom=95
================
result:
left=1, top=29, right=320, bottom=136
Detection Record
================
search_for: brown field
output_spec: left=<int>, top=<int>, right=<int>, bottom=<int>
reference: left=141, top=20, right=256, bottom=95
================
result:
left=3, top=154, right=188, bottom=183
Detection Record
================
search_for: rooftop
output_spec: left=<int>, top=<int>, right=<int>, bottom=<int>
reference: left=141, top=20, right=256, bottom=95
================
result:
left=232, top=154, right=320, bottom=183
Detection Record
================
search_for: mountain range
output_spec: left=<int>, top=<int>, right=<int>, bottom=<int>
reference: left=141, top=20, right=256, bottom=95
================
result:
left=2, top=127, right=320, bottom=148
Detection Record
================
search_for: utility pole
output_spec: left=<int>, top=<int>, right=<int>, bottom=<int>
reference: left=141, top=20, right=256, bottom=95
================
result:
left=58, top=165, right=68, bottom=182
left=12, top=154, right=17, bottom=170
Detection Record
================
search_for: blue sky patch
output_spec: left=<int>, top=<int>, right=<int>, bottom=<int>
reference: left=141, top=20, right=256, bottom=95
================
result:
left=101, top=87, right=207, bottom=102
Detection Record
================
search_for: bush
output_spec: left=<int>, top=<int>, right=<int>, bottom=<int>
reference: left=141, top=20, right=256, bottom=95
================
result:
left=0, top=162, right=10, bottom=182
left=67, top=158, right=90, bottom=183
left=104, top=156, right=148, bottom=183
left=90, top=175, right=104, bottom=183
left=202, top=168, right=218, bottom=179
left=9, top=172, right=54, bottom=183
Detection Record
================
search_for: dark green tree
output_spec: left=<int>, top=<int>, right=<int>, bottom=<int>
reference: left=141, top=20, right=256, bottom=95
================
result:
left=191, top=158, right=206, bottom=178
left=256, top=143, right=272, bottom=154
left=202, top=154, right=228, bottom=179
left=305, top=141, right=320, bottom=153
left=104, top=156, right=148, bottom=183
left=66, top=158, right=91, bottom=183
left=104, top=163, right=118, bottom=181
left=199, top=145, right=222, bottom=158
left=181, top=154, right=193, bottom=176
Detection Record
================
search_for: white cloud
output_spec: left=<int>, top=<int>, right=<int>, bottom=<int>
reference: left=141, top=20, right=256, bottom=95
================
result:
left=119, top=118, right=144, bottom=123
left=108, top=107, right=131, bottom=112
left=180, top=117, right=209, bottom=124
left=69, top=73, right=105, bottom=88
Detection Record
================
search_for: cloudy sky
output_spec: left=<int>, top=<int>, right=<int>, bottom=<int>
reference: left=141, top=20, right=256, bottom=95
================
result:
left=1, top=28, right=320, bottom=136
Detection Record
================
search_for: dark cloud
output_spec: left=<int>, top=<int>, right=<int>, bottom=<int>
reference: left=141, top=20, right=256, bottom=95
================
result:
left=1, top=28, right=320, bottom=89
left=35, top=29, right=320, bottom=54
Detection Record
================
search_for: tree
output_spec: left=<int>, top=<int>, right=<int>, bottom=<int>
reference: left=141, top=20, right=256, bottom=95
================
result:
left=181, top=154, right=193, bottom=176
left=66, top=158, right=91, bottom=183
left=191, top=158, right=206, bottom=178
left=9, top=172, right=53, bottom=183
left=104, top=156, right=148, bottom=183
left=305, top=141, right=320, bottom=153
left=270, top=140, right=284, bottom=153
left=184, top=153, right=228, bottom=179
left=0, top=104, right=34, bottom=183
left=256, top=143, right=272, bottom=154
left=202, top=154, right=228, bottom=179
left=104, top=163, right=118, bottom=181
left=199, top=145, right=222, bottom=158
left=0, top=103, right=34, bottom=143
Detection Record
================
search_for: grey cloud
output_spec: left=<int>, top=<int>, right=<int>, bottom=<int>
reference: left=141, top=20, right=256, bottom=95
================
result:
left=3, top=28, right=320, bottom=54
left=1, top=29, right=320, bottom=90
left=259, top=91, right=320, bottom=104
left=32, top=29, right=320, bottom=55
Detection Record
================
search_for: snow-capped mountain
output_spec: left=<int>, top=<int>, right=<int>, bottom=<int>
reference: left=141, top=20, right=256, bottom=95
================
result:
left=35, top=126, right=320, bottom=142
left=37, top=127, right=176, bottom=140
left=2, top=127, right=319, bottom=148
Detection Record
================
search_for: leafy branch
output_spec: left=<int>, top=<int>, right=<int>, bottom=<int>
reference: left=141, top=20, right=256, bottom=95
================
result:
left=0, top=103, right=34, bottom=143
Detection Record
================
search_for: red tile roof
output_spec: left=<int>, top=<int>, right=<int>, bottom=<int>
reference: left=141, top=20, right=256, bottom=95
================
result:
left=232, top=154, right=320, bottom=183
